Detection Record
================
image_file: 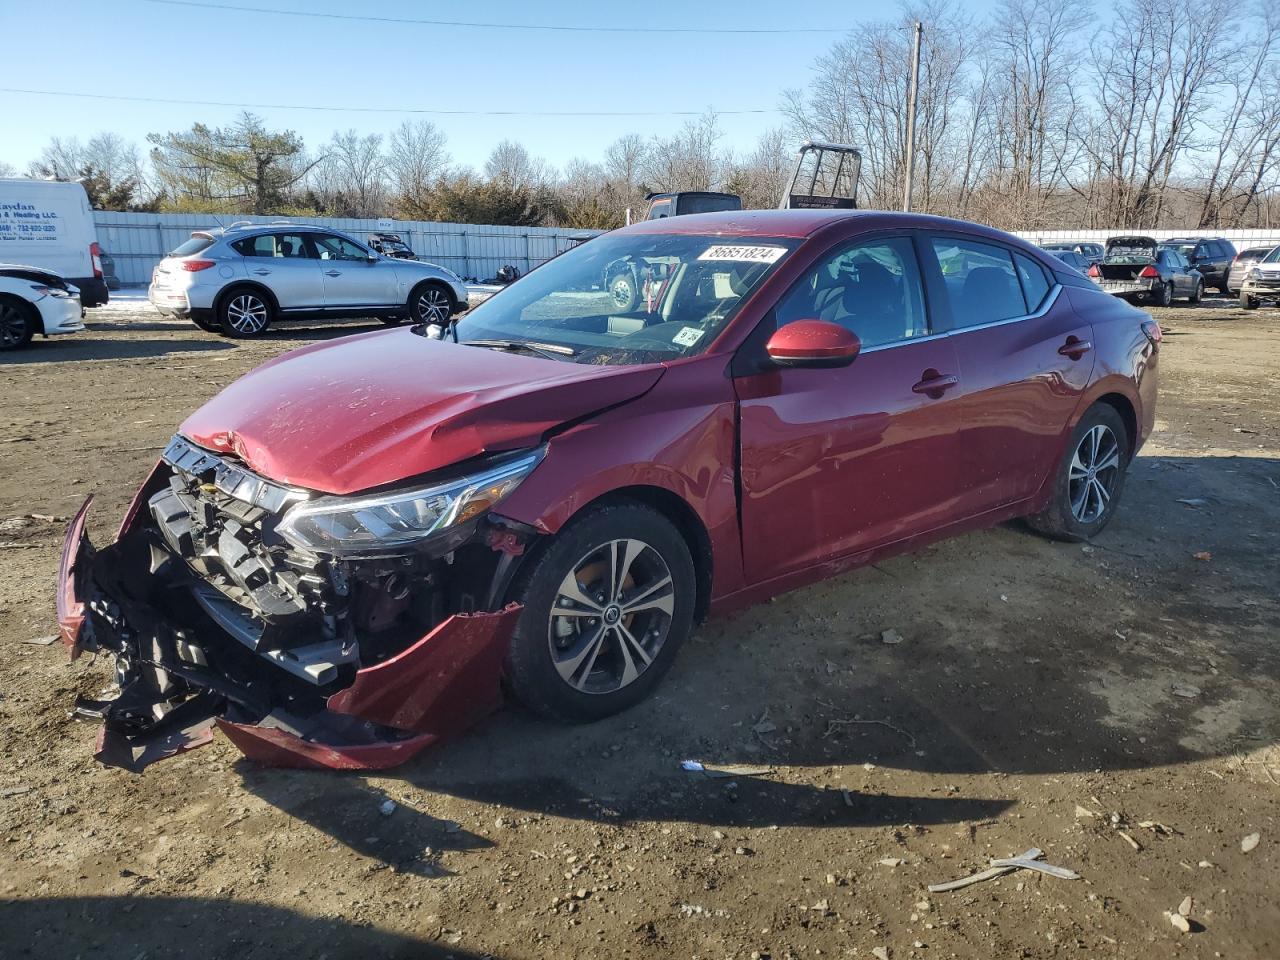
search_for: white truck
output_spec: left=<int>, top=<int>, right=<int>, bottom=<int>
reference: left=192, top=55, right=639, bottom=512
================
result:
left=0, top=179, right=109, bottom=307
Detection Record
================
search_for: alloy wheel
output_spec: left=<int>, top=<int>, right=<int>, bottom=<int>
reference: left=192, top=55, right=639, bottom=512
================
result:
left=416, top=287, right=452, bottom=323
left=1068, top=424, right=1121, bottom=524
left=226, top=294, right=268, bottom=334
left=547, top=538, right=675, bottom=695
left=0, top=303, right=28, bottom=347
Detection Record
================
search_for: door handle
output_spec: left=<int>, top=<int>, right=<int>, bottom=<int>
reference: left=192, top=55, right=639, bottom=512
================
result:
left=325, top=270, right=342, bottom=277
left=911, top=371, right=959, bottom=397
left=252, top=269, right=271, bottom=276
left=1058, top=337, right=1092, bottom=359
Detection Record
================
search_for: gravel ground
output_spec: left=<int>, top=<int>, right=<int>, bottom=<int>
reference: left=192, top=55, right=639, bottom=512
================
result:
left=1, top=291, right=1278, bottom=960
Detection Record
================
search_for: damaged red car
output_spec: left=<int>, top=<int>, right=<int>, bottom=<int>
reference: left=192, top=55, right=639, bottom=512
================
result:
left=57, top=210, right=1159, bottom=771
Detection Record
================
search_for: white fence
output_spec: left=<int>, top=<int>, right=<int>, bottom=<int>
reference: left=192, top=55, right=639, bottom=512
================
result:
left=1014, top=227, right=1280, bottom=250
left=93, top=212, right=601, bottom=286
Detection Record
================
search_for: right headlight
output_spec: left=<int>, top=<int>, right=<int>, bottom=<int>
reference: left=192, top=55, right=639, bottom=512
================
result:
left=1248, top=268, right=1262, bottom=280
left=275, top=449, right=543, bottom=557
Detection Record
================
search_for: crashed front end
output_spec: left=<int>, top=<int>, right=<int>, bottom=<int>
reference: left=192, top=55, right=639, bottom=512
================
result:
left=57, top=435, right=533, bottom=772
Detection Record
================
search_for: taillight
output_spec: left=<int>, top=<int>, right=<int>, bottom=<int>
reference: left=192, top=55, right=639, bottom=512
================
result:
left=89, top=241, right=103, bottom=278
left=1139, top=265, right=1159, bottom=278
left=180, top=260, right=216, bottom=272
left=1087, top=264, right=1100, bottom=278
left=1141, top=319, right=1162, bottom=348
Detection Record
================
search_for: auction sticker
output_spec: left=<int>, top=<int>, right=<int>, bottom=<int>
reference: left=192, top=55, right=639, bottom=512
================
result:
left=673, top=326, right=706, bottom=347
left=697, top=245, right=788, bottom=264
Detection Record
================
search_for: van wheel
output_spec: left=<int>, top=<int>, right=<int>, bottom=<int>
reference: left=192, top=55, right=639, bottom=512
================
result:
left=1026, top=404, right=1130, bottom=542
left=0, top=297, right=35, bottom=351
left=219, top=288, right=273, bottom=338
left=504, top=502, right=696, bottom=724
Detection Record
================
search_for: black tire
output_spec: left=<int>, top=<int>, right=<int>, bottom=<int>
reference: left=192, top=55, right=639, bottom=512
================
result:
left=0, top=296, right=36, bottom=351
left=1152, top=282, right=1173, bottom=307
left=408, top=282, right=455, bottom=325
left=379, top=315, right=404, bottom=327
left=1240, top=291, right=1259, bottom=310
left=504, top=501, right=696, bottom=724
left=1188, top=279, right=1203, bottom=304
left=608, top=271, right=639, bottom=313
left=1027, top=404, right=1130, bottom=542
left=190, top=315, right=220, bottom=333
left=218, top=287, right=273, bottom=338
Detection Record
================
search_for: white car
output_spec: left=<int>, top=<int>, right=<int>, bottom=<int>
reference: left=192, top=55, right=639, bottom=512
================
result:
left=0, top=263, right=84, bottom=350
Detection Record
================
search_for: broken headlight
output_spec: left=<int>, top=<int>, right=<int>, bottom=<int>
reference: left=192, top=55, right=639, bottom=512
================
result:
left=276, top=449, right=543, bottom=557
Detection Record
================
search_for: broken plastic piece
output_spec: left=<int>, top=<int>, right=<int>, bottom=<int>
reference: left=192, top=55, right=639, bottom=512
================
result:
left=928, top=847, right=1080, bottom=893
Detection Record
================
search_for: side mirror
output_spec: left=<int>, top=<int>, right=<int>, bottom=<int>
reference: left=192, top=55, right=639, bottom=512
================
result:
left=366, top=252, right=380, bottom=262
left=765, top=320, right=861, bottom=368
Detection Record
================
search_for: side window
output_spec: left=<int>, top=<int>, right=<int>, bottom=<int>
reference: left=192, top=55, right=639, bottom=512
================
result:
left=1014, top=253, right=1052, bottom=311
left=930, top=237, right=1027, bottom=329
left=232, top=233, right=311, bottom=258
left=313, top=234, right=369, bottom=261
left=775, top=236, right=927, bottom=348
left=646, top=199, right=673, bottom=220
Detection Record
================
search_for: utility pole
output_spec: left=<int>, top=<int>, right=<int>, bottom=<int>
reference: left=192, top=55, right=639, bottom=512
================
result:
left=902, top=20, right=923, bottom=213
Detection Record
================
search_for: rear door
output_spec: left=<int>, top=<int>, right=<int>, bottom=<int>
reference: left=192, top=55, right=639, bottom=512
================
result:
left=735, top=233, right=963, bottom=583
left=925, top=234, right=1094, bottom=514
left=231, top=233, right=324, bottom=310
left=312, top=233, right=399, bottom=309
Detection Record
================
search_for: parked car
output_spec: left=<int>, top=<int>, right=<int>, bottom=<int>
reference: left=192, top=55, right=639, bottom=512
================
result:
left=366, top=233, right=417, bottom=260
left=99, top=248, right=122, bottom=291
left=1158, top=237, right=1235, bottom=293
left=0, top=179, right=108, bottom=307
left=0, top=262, right=84, bottom=350
left=1046, top=249, right=1091, bottom=273
left=1040, top=241, right=1104, bottom=266
left=1227, top=245, right=1276, bottom=293
left=1239, top=244, right=1280, bottom=309
left=642, top=191, right=742, bottom=220
left=59, top=209, right=1159, bottom=771
left=148, top=223, right=468, bottom=337
left=1089, top=236, right=1203, bottom=305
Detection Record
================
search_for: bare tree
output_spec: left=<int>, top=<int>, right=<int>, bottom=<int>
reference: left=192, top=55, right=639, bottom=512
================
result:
left=485, top=140, right=551, bottom=189
left=641, top=112, right=724, bottom=192
left=725, top=128, right=793, bottom=209
left=386, top=120, right=450, bottom=218
left=312, top=130, right=387, bottom=217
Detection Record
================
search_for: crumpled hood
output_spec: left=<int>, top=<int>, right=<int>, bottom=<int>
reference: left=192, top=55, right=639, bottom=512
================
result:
left=180, top=329, right=665, bottom=494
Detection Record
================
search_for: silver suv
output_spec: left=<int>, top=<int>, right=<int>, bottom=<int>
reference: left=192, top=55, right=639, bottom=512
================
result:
left=149, top=222, right=468, bottom=337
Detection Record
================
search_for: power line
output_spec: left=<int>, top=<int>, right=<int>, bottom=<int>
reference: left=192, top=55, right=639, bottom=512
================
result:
left=0, top=87, right=779, bottom=118
left=143, top=0, right=849, bottom=34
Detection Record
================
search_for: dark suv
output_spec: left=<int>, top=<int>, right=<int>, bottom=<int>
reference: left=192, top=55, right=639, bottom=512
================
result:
left=1159, top=238, right=1235, bottom=293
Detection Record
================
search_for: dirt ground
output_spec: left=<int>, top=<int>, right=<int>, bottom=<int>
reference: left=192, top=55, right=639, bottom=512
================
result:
left=2, top=291, right=1278, bottom=960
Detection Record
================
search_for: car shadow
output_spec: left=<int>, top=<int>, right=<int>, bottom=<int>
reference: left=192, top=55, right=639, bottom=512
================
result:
left=232, top=453, right=1278, bottom=839
left=0, top=896, right=488, bottom=960
left=3, top=337, right=236, bottom=364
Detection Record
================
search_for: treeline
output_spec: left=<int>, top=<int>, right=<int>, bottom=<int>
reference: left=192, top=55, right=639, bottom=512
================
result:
left=7, top=0, right=1278, bottom=231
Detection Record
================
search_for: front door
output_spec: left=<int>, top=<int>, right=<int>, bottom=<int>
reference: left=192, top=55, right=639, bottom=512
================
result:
left=311, top=233, right=398, bottom=309
left=735, top=234, right=964, bottom=584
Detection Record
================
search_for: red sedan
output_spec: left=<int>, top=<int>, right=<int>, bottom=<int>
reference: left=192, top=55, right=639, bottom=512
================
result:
left=58, top=210, right=1159, bottom=771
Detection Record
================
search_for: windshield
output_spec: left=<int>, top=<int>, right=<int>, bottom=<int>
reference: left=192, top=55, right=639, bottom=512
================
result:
left=1263, top=246, right=1280, bottom=264
left=1161, top=243, right=1196, bottom=257
left=452, top=231, right=798, bottom=365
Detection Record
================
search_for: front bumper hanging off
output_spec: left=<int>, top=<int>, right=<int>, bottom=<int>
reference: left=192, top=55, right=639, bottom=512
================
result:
left=56, top=492, right=523, bottom=773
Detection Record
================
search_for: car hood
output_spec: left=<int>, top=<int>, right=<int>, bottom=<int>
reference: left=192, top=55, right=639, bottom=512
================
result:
left=179, top=329, right=665, bottom=494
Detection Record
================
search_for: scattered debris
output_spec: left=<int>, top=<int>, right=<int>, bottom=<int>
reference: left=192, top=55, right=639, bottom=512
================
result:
left=1074, top=805, right=1097, bottom=819
left=379, top=799, right=397, bottom=817
left=1178, top=895, right=1193, bottom=917
left=841, top=788, right=854, bottom=808
left=871, top=948, right=890, bottom=960
left=0, top=785, right=34, bottom=798
left=680, top=760, right=772, bottom=778
left=928, top=847, right=1080, bottom=893
left=878, top=857, right=906, bottom=868
left=1192, top=551, right=1212, bottom=561
left=751, top=710, right=777, bottom=736
left=1138, top=820, right=1178, bottom=836
left=1175, top=498, right=1209, bottom=508
left=1167, top=911, right=1192, bottom=934
left=20, top=635, right=59, bottom=646
left=1117, top=830, right=1143, bottom=851
left=1241, top=832, right=1261, bottom=853
left=880, top=629, right=903, bottom=645
left=822, top=716, right=917, bottom=748
left=1171, top=684, right=1201, bottom=699
left=29, top=513, right=64, bottom=522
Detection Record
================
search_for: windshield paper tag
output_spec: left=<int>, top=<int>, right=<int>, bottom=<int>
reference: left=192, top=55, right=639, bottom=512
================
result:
left=673, top=326, right=705, bottom=347
left=697, top=245, right=787, bottom=264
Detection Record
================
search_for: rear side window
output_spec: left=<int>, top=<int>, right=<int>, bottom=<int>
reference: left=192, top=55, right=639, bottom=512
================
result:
left=930, top=237, right=1028, bottom=329
left=232, top=233, right=312, bottom=258
left=646, top=199, right=673, bottom=220
left=170, top=235, right=215, bottom=257
left=1014, top=253, right=1052, bottom=311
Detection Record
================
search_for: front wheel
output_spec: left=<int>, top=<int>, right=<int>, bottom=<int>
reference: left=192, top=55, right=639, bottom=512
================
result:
left=0, top=297, right=35, bottom=351
left=409, top=282, right=454, bottom=325
left=504, top=502, right=696, bottom=724
left=1026, top=403, right=1130, bottom=542
left=218, top=289, right=273, bottom=338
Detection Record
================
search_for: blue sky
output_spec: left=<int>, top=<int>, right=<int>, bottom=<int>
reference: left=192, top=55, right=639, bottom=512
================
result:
left=0, top=0, right=994, bottom=174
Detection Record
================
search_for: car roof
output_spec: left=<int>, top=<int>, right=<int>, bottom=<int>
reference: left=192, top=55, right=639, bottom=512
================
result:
left=199, top=222, right=349, bottom=238
left=621, top=209, right=1037, bottom=246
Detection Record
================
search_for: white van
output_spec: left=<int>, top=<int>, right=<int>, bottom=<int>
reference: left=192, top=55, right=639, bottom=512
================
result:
left=0, top=179, right=108, bottom=306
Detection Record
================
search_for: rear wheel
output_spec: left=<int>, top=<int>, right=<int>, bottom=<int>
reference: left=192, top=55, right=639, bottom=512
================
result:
left=504, top=502, right=695, bottom=724
left=1026, top=403, right=1130, bottom=542
left=1240, top=291, right=1259, bottom=310
left=0, top=297, right=35, bottom=351
left=1153, top=282, right=1173, bottom=307
left=1188, top=278, right=1203, bottom=304
left=218, top=288, right=273, bottom=338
